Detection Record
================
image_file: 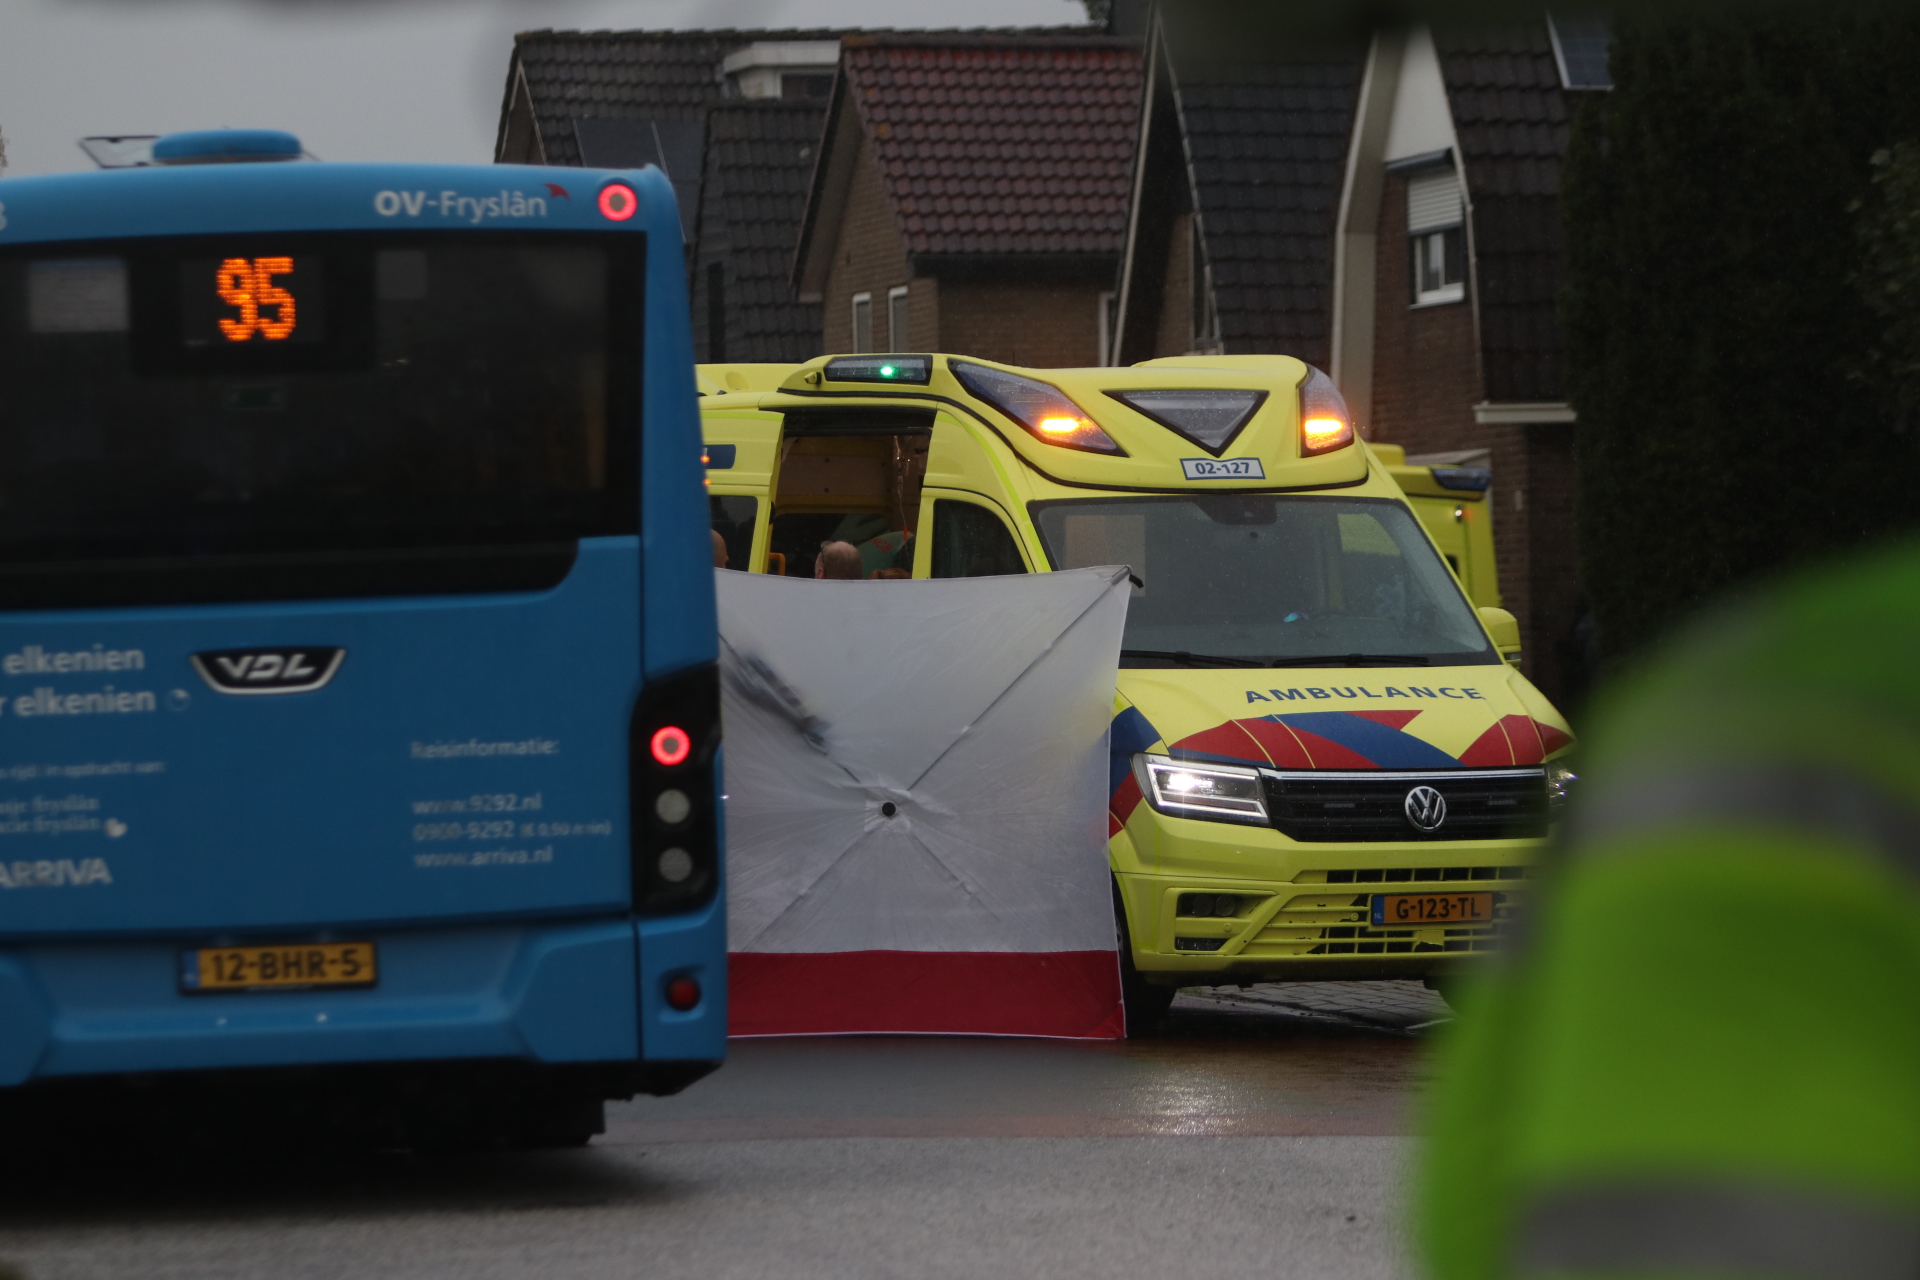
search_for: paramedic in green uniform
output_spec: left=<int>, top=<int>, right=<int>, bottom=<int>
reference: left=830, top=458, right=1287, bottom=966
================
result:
left=1422, top=542, right=1920, bottom=1280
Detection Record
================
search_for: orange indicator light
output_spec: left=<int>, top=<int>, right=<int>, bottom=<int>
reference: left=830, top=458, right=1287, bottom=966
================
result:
left=1302, top=415, right=1352, bottom=452
left=217, top=257, right=297, bottom=343
left=1038, top=416, right=1082, bottom=435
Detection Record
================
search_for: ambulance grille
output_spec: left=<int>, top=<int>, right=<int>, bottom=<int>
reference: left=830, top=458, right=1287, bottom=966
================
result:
left=1241, top=889, right=1520, bottom=958
left=1262, top=769, right=1548, bottom=843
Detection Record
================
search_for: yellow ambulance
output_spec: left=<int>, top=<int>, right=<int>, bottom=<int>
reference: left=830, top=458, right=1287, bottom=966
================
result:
left=699, top=353, right=1573, bottom=1021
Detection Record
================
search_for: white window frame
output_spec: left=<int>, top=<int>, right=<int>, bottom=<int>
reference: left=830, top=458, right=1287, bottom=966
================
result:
left=1407, top=168, right=1467, bottom=307
left=851, top=291, right=872, bottom=353
left=886, top=285, right=909, bottom=353
left=1411, top=228, right=1466, bottom=307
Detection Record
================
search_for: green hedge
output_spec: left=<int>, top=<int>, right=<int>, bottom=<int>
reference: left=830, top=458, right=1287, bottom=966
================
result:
left=1563, top=9, right=1920, bottom=662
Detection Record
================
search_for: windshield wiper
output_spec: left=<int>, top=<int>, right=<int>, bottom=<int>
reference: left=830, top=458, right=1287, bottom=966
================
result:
left=1120, top=649, right=1268, bottom=669
left=1266, top=653, right=1432, bottom=668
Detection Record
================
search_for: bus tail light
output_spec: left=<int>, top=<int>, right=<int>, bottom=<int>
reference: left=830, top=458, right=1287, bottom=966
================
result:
left=650, top=725, right=691, bottom=766
left=664, top=975, right=702, bottom=1011
left=598, top=182, right=639, bottom=221
left=630, top=663, right=721, bottom=914
left=1298, top=367, right=1354, bottom=456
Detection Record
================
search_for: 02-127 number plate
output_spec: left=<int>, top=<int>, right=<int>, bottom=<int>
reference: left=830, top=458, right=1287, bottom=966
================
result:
left=1180, top=457, right=1266, bottom=481
left=180, top=941, right=377, bottom=993
left=1370, top=892, right=1495, bottom=926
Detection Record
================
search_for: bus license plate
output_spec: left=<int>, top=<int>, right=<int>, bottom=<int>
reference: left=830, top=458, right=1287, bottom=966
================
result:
left=181, top=941, right=377, bottom=993
left=1371, top=892, right=1495, bottom=926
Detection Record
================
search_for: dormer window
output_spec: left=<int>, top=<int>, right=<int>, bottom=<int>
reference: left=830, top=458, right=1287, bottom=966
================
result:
left=1407, top=168, right=1466, bottom=306
left=720, top=41, right=841, bottom=101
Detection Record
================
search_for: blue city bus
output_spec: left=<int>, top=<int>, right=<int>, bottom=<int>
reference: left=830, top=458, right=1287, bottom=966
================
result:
left=0, top=130, right=725, bottom=1146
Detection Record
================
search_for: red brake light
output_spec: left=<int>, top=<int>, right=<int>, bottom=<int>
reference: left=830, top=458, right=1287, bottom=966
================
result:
left=598, top=182, right=638, bottom=222
left=664, top=976, right=702, bottom=1011
left=650, top=725, right=691, bottom=767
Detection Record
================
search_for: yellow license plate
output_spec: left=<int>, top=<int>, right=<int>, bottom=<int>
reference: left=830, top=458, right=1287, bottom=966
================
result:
left=1371, top=892, right=1496, bottom=926
left=182, top=941, right=377, bottom=993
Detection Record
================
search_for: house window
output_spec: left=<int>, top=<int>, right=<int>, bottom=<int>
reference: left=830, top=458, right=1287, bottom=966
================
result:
left=887, top=286, right=909, bottom=353
left=1548, top=13, right=1613, bottom=91
left=851, top=292, right=872, bottom=353
left=1407, top=169, right=1466, bottom=306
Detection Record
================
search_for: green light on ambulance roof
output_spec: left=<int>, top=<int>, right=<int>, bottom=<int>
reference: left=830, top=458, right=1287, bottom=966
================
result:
left=823, top=355, right=931, bottom=385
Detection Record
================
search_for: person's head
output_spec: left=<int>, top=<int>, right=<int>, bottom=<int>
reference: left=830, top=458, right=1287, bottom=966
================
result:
left=711, top=528, right=729, bottom=569
left=814, top=540, right=862, bottom=580
left=870, top=568, right=910, bottom=580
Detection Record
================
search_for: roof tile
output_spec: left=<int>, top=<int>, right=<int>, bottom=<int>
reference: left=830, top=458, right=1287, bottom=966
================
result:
left=843, top=40, right=1144, bottom=258
left=1436, top=23, right=1574, bottom=402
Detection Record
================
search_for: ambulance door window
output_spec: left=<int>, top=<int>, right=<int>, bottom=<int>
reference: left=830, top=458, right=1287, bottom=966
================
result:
left=930, top=499, right=1028, bottom=578
left=709, top=494, right=757, bottom=571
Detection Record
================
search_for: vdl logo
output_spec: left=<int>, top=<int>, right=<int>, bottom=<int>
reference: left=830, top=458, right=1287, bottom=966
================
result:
left=1403, top=785, right=1448, bottom=833
left=191, top=647, right=345, bottom=696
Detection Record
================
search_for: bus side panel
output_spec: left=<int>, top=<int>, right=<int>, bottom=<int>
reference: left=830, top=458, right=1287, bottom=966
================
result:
left=635, top=167, right=717, bottom=684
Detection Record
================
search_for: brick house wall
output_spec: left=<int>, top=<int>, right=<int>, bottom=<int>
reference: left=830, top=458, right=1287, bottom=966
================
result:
left=1152, top=214, right=1195, bottom=357
left=1365, top=169, right=1587, bottom=706
left=820, top=142, right=934, bottom=354
left=940, top=279, right=1108, bottom=367
left=816, top=134, right=1111, bottom=366
left=1367, top=172, right=1481, bottom=454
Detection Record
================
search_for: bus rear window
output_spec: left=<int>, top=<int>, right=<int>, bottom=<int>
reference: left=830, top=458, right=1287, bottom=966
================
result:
left=0, top=233, right=640, bottom=573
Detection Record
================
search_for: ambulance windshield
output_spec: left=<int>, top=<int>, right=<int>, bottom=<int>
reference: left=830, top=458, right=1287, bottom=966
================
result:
left=1032, top=495, right=1498, bottom=668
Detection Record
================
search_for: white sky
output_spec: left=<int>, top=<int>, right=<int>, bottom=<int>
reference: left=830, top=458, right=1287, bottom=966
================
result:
left=0, top=0, right=1089, bottom=177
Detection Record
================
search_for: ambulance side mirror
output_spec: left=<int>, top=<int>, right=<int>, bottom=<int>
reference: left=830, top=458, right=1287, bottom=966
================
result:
left=1478, top=607, right=1522, bottom=666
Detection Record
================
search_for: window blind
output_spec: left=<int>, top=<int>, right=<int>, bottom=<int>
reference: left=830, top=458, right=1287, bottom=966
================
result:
left=1408, top=170, right=1463, bottom=234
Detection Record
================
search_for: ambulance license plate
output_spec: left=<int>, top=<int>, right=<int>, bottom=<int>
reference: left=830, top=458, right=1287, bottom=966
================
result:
left=1371, top=892, right=1495, bottom=926
left=181, top=941, right=377, bottom=993
left=1181, top=457, right=1266, bottom=481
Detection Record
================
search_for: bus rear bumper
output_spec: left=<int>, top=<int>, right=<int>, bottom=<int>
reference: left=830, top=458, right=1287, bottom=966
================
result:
left=0, top=915, right=720, bottom=1087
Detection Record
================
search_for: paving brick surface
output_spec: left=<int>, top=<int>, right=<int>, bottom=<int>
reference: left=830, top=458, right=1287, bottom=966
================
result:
left=1172, top=980, right=1452, bottom=1032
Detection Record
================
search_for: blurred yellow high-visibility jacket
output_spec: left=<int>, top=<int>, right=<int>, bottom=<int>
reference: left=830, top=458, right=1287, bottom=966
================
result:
left=1423, top=542, right=1920, bottom=1280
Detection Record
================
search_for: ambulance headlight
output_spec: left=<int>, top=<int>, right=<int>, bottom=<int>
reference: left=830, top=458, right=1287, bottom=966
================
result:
left=1545, top=759, right=1577, bottom=819
left=950, top=360, right=1125, bottom=455
left=1139, top=754, right=1269, bottom=825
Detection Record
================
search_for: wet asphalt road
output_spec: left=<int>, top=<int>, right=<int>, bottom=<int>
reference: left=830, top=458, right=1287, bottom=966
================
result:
left=0, top=985, right=1441, bottom=1280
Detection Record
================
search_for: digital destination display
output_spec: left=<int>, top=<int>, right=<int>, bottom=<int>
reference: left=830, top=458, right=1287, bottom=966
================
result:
left=217, top=257, right=296, bottom=341
left=181, top=253, right=326, bottom=350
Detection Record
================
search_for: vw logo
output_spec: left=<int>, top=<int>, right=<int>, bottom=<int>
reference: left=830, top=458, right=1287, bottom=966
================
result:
left=1404, top=785, right=1448, bottom=832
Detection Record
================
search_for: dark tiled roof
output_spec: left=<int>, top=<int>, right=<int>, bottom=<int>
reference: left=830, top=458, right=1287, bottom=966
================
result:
left=1173, top=47, right=1366, bottom=368
left=692, top=101, right=829, bottom=363
left=504, top=28, right=847, bottom=166
left=842, top=37, right=1143, bottom=259
left=1436, top=23, right=1573, bottom=403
